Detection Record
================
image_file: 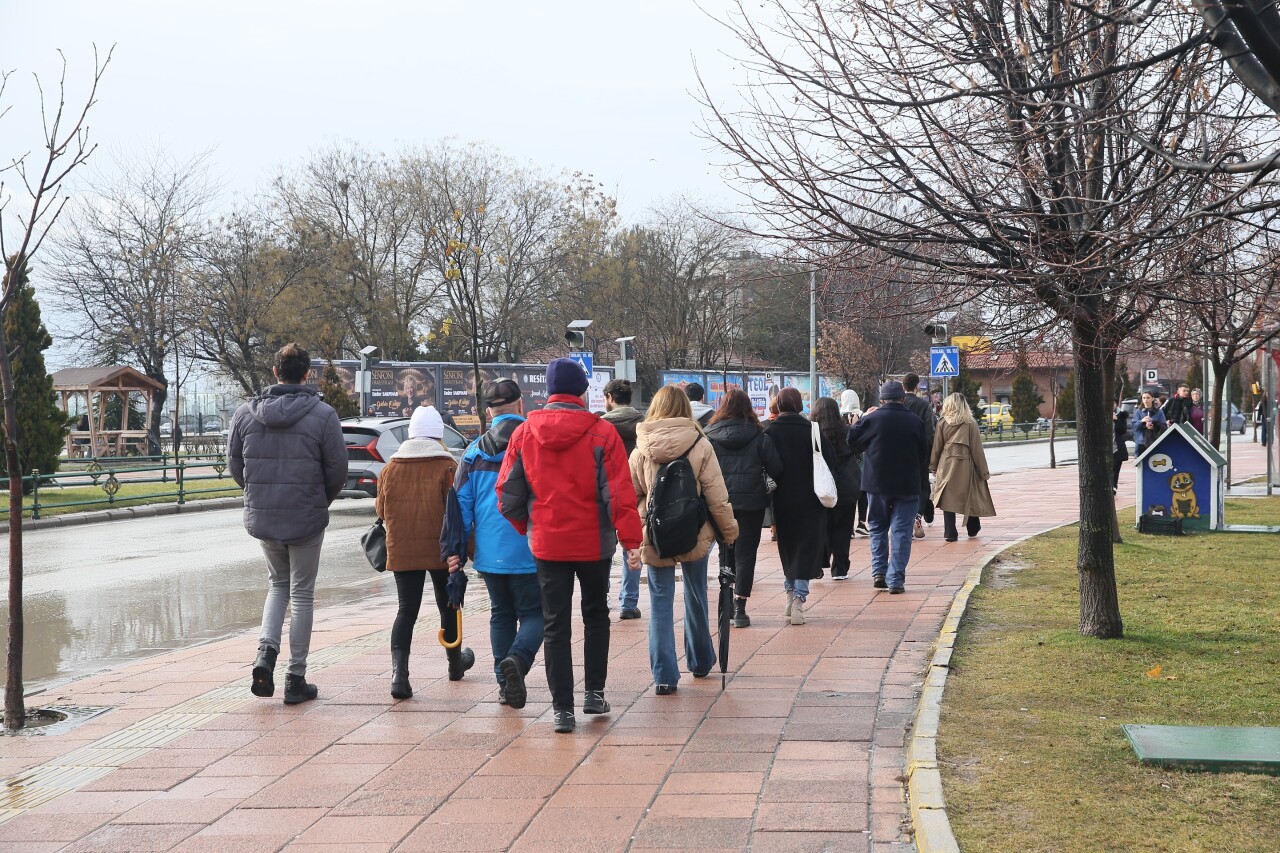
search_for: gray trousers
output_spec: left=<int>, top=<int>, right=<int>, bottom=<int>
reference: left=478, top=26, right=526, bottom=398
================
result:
left=258, top=529, right=324, bottom=677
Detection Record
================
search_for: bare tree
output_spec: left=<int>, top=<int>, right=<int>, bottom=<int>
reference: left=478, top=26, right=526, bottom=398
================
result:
left=703, top=0, right=1280, bottom=637
left=52, top=151, right=213, bottom=451
left=0, top=48, right=109, bottom=730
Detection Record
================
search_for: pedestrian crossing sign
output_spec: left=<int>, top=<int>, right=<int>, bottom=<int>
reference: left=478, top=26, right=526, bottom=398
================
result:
left=930, top=346, right=960, bottom=378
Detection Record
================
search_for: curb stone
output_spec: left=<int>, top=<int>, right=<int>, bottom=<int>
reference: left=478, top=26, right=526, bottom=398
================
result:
left=0, top=497, right=243, bottom=534
left=906, top=519, right=1077, bottom=853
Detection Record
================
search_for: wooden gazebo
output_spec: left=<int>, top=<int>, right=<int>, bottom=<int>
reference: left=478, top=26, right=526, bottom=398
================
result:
left=52, top=366, right=165, bottom=458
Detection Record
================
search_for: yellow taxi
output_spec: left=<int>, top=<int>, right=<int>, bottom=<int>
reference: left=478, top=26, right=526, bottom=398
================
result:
left=980, top=403, right=1014, bottom=430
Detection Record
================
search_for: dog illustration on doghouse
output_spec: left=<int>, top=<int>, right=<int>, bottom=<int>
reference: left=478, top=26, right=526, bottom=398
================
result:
left=1169, top=471, right=1199, bottom=519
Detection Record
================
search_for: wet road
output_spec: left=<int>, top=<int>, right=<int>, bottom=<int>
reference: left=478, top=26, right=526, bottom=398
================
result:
left=3, top=500, right=388, bottom=693
left=2, top=438, right=1078, bottom=693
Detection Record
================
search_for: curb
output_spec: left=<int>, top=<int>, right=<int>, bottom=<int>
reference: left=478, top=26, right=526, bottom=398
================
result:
left=905, top=520, right=1077, bottom=853
left=0, top=497, right=244, bottom=534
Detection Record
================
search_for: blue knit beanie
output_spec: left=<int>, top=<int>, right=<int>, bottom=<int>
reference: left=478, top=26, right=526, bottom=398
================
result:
left=546, top=358, right=589, bottom=397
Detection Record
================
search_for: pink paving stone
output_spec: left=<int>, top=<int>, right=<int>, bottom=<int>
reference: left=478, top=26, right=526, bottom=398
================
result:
left=399, top=821, right=525, bottom=852
left=0, top=812, right=115, bottom=843
left=631, top=816, right=754, bottom=850
left=26, top=789, right=153, bottom=815
left=80, top=765, right=198, bottom=792
left=423, top=797, right=543, bottom=826
left=60, top=822, right=204, bottom=852
left=648, top=793, right=758, bottom=818
left=544, top=783, right=659, bottom=808
left=756, top=801, right=871, bottom=833
left=293, top=814, right=422, bottom=844
left=659, top=771, right=766, bottom=795
left=196, top=805, right=327, bottom=837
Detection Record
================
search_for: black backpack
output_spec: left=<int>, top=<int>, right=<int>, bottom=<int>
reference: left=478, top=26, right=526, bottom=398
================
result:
left=646, top=437, right=707, bottom=559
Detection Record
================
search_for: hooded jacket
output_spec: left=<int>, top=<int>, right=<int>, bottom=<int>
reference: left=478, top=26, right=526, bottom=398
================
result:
left=375, top=438, right=457, bottom=571
left=630, top=418, right=739, bottom=566
left=703, top=419, right=783, bottom=512
left=228, top=384, right=346, bottom=544
left=497, top=394, right=643, bottom=562
left=601, top=405, right=643, bottom=456
left=689, top=401, right=715, bottom=426
left=442, top=414, right=535, bottom=574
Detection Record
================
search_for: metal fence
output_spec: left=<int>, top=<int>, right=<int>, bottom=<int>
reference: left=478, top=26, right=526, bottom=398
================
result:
left=980, top=420, right=1077, bottom=442
left=6, top=454, right=239, bottom=520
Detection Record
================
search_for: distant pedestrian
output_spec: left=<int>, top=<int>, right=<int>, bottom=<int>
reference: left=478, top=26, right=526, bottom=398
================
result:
left=601, top=378, right=645, bottom=621
left=497, top=358, right=643, bottom=734
left=811, top=397, right=860, bottom=579
left=705, top=388, right=782, bottom=627
left=765, top=387, right=837, bottom=623
left=1112, top=403, right=1130, bottom=494
left=1256, top=392, right=1269, bottom=445
left=631, top=386, right=738, bottom=694
left=1163, top=384, right=1193, bottom=425
left=377, top=405, right=471, bottom=699
left=230, top=343, right=346, bottom=705
left=849, top=381, right=928, bottom=594
left=839, top=390, right=870, bottom=536
left=930, top=393, right=996, bottom=541
left=1133, top=391, right=1167, bottom=454
left=1189, top=388, right=1205, bottom=435
left=444, top=380, right=542, bottom=709
left=902, top=373, right=936, bottom=540
left=685, top=383, right=715, bottom=426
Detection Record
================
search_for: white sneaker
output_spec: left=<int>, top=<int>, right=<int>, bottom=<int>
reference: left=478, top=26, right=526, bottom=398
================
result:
left=790, top=597, right=806, bottom=625
left=913, top=517, right=926, bottom=539
left=784, top=591, right=794, bottom=617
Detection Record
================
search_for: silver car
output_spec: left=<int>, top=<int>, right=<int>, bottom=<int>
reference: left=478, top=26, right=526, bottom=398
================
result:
left=339, top=416, right=469, bottom=498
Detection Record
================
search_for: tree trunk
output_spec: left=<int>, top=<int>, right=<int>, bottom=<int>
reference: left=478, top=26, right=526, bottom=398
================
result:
left=1208, top=362, right=1226, bottom=450
left=1074, top=334, right=1124, bottom=638
left=0, top=320, right=26, bottom=730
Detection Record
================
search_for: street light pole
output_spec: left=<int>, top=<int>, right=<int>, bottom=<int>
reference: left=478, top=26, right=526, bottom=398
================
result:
left=809, top=270, right=817, bottom=408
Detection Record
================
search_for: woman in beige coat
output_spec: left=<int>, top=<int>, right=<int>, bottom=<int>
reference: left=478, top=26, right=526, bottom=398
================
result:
left=930, top=393, right=997, bottom=542
left=631, top=385, right=738, bottom=695
left=375, top=406, right=472, bottom=698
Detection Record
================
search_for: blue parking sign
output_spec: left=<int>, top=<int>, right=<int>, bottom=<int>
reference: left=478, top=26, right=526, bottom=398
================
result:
left=930, top=346, right=960, bottom=378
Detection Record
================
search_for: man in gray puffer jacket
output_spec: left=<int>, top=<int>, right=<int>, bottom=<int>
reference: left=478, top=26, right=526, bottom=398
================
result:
left=229, top=343, right=346, bottom=705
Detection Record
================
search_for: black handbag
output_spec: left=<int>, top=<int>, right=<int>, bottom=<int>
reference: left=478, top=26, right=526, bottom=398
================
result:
left=361, top=518, right=387, bottom=572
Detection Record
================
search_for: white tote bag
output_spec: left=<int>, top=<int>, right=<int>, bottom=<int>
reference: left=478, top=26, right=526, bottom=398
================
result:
left=811, top=421, right=839, bottom=509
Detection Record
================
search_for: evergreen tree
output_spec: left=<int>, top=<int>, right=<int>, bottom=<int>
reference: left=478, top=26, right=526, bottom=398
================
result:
left=953, top=356, right=984, bottom=420
left=318, top=361, right=358, bottom=418
left=1057, top=370, right=1077, bottom=423
left=1, top=260, right=70, bottom=487
left=1010, top=354, right=1045, bottom=429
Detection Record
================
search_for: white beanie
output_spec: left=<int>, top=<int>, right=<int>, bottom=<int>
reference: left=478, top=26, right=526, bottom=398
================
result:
left=408, top=405, right=445, bottom=439
left=839, top=389, right=862, bottom=415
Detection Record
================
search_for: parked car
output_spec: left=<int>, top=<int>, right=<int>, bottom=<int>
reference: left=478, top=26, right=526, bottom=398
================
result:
left=1222, top=402, right=1246, bottom=435
left=339, top=416, right=468, bottom=498
left=979, top=403, right=1014, bottom=431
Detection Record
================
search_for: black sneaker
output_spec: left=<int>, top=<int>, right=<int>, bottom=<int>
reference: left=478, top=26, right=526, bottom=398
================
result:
left=499, top=656, right=527, bottom=710
left=889, top=587, right=905, bottom=595
left=855, top=522, right=870, bottom=537
left=283, top=674, right=317, bottom=705
left=655, top=684, right=677, bottom=696
left=872, top=575, right=888, bottom=589
left=554, top=710, right=576, bottom=733
left=619, top=608, right=642, bottom=620
left=582, top=690, right=610, bottom=715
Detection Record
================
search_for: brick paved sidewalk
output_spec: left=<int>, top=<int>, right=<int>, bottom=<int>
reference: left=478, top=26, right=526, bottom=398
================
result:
left=0, top=452, right=1204, bottom=852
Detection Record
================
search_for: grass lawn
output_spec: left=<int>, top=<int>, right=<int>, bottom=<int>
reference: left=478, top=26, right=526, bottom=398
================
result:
left=6, top=480, right=242, bottom=519
left=940, top=497, right=1280, bottom=853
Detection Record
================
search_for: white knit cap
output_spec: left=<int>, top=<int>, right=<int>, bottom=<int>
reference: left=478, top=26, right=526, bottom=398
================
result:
left=839, top=389, right=862, bottom=415
left=408, top=405, right=445, bottom=439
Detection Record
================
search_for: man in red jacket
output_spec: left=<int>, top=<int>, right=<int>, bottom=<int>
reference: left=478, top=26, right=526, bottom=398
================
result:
left=497, top=358, right=643, bottom=733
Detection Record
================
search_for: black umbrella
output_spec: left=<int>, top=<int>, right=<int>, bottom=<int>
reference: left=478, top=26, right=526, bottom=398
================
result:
left=717, top=541, right=736, bottom=689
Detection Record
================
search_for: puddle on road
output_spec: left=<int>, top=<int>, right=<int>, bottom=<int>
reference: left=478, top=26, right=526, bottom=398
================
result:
left=1, top=503, right=394, bottom=693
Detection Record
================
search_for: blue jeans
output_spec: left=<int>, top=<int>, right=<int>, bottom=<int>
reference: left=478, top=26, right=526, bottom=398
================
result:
left=619, top=554, right=641, bottom=611
left=646, top=556, right=715, bottom=685
left=867, top=493, right=920, bottom=589
left=783, top=577, right=810, bottom=602
left=480, top=571, right=545, bottom=685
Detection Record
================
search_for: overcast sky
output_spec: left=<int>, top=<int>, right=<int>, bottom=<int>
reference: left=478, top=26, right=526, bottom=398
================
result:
left=3, top=0, right=746, bottom=219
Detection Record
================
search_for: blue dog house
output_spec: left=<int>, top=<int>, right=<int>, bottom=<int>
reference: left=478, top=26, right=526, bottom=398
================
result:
left=1134, top=423, right=1226, bottom=531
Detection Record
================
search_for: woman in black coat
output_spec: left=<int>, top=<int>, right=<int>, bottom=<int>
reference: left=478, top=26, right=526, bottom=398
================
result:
left=705, top=389, right=783, bottom=628
left=764, top=387, right=837, bottom=625
left=811, top=397, right=860, bottom=579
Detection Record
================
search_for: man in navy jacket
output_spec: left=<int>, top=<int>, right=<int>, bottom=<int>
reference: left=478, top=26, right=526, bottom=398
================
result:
left=848, top=381, right=929, bottom=594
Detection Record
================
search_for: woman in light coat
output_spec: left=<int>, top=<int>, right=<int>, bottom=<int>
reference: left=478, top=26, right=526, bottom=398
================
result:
left=930, top=393, right=997, bottom=541
left=375, top=406, right=472, bottom=698
left=631, top=385, right=739, bottom=695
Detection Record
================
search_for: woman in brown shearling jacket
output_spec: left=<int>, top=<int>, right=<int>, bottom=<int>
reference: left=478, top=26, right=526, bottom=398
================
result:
left=375, top=406, right=472, bottom=698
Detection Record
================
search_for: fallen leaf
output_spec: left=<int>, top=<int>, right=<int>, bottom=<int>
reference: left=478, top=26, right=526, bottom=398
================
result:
left=1146, top=664, right=1163, bottom=678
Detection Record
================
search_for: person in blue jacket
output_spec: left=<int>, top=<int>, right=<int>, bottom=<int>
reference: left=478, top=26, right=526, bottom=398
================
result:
left=443, top=378, right=544, bottom=710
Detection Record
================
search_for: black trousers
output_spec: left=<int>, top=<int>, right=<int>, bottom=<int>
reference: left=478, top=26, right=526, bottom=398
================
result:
left=392, top=569, right=454, bottom=651
left=856, top=491, right=868, bottom=526
left=1112, top=451, right=1126, bottom=491
left=823, top=500, right=857, bottom=576
left=730, top=507, right=766, bottom=598
left=943, top=511, right=981, bottom=540
left=536, top=558, right=611, bottom=712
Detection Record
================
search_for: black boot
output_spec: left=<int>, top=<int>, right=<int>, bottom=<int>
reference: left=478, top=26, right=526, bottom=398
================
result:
left=391, top=648, right=412, bottom=699
left=446, top=646, right=475, bottom=681
left=251, top=643, right=278, bottom=697
left=283, top=674, right=317, bottom=705
left=943, top=512, right=959, bottom=543
left=732, top=598, right=750, bottom=628
left=966, top=516, right=982, bottom=538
